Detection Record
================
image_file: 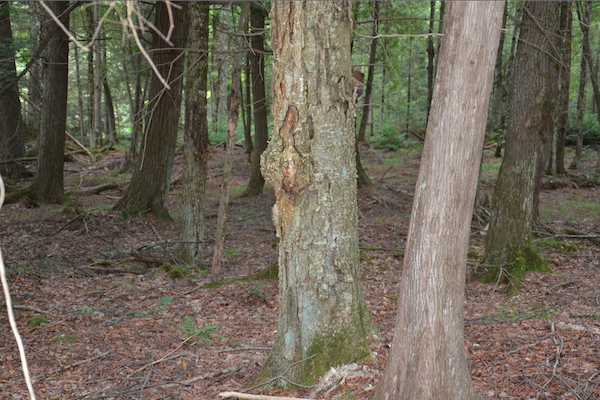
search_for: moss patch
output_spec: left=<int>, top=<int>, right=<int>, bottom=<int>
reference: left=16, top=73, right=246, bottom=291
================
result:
left=481, top=244, right=554, bottom=295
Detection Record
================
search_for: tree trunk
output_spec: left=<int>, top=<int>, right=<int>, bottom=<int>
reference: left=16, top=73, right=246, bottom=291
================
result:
left=0, top=1, right=25, bottom=180
left=211, top=3, right=250, bottom=281
left=406, top=38, right=411, bottom=135
left=255, top=2, right=378, bottom=388
left=577, top=2, right=600, bottom=133
left=375, top=4, right=504, bottom=399
left=482, top=1, right=560, bottom=294
left=85, top=6, right=96, bottom=149
left=179, top=2, right=210, bottom=268
left=488, top=2, right=508, bottom=135
left=28, top=2, right=42, bottom=136
left=74, top=45, right=85, bottom=145
left=242, top=5, right=269, bottom=197
left=211, top=3, right=230, bottom=136
left=114, top=1, right=187, bottom=220
left=243, top=52, right=253, bottom=156
left=554, top=1, right=572, bottom=176
left=33, top=1, right=70, bottom=203
left=379, top=67, right=385, bottom=134
left=357, top=1, right=379, bottom=144
left=572, top=47, right=587, bottom=170
left=93, top=3, right=103, bottom=148
left=103, top=79, right=116, bottom=147
left=426, top=0, right=436, bottom=120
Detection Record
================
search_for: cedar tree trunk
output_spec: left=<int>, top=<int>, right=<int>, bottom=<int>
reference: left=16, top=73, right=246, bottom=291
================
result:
left=256, top=1, right=378, bottom=388
left=178, top=2, right=209, bottom=267
left=357, top=1, right=379, bottom=144
left=33, top=1, right=70, bottom=203
left=114, top=1, right=186, bottom=219
left=482, top=1, right=560, bottom=293
left=374, top=2, right=504, bottom=399
left=0, top=1, right=25, bottom=180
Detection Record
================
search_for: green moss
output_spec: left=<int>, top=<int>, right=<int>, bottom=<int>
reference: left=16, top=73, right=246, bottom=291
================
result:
left=200, top=280, right=225, bottom=289
left=301, top=326, right=373, bottom=386
left=481, top=244, right=554, bottom=295
left=27, top=316, right=48, bottom=328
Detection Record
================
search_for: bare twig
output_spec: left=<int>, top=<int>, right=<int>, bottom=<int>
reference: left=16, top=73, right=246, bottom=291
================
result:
left=11, top=305, right=54, bottom=315
left=244, top=354, right=317, bottom=392
left=219, top=392, right=311, bottom=400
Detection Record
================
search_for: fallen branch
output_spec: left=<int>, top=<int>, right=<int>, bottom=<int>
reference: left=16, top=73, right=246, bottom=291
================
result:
left=216, top=347, right=271, bottom=353
left=65, top=131, right=96, bottom=161
left=34, top=351, right=111, bottom=383
left=65, top=182, right=120, bottom=197
left=219, top=392, right=310, bottom=400
left=12, top=305, right=55, bottom=315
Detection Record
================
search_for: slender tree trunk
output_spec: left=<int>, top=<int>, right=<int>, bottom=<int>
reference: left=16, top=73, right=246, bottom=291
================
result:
left=103, top=79, right=116, bottom=147
left=426, top=0, right=435, bottom=120
left=211, top=3, right=250, bottom=281
left=482, top=1, right=560, bottom=294
left=211, top=3, right=230, bottom=136
left=33, top=1, right=70, bottom=203
left=255, top=2, right=378, bottom=388
left=74, top=45, right=85, bottom=145
left=379, top=67, right=386, bottom=134
left=85, top=7, right=96, bottom=149
left=357, top=1, right=379, bottom=143
left=28, top=2, right=42, bottom=136
left=114, top=1, right=187, bottom=219
left=93, top=3, right=103, bottom=148
left=554, top=1, right=572, bottom=175
left=375, top=3, right=504, bottom=399
left=242, top=5, right=269, bottom=197
left=572, top=48, right=587, bottom=170
left=243, top=52, right=253, bottom=156
left=488, top=2, right=508, bottom=135
left=406, top=38, right=411, bottom=136
left=0, top=1, right=25, bottom=180
left=179, top=2, right=210, bottom=268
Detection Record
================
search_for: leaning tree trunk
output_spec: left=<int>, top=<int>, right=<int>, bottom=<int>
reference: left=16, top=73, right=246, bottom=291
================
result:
left=255, top=2, right=378, bottom=388
left=241, top=5, right=269, bottom=197
left=374, top=3, right=504, bottom=399
left=33, top=1, right=70, bottom=203
left=179, top=2, right=209, bottom=268
left=482, top=1, right=560, bottom=294
left=114, top=1, right=186, bottom=219
left=0, top=1, right=25, bottom=180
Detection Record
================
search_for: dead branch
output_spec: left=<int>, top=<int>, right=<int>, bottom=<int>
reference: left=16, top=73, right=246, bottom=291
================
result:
left=11, top=305, right=55, bottom=315
left=34, top=351, right=111, bottom=383
left=65, top=131, right=96, bottom=161
left=66, top=182, right=120, bottom=197
left=219, top=392, right=311, bottom=400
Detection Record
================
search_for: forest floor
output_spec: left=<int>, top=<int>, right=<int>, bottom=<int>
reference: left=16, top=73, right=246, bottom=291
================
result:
left=0, top=143, right=599, bottom=400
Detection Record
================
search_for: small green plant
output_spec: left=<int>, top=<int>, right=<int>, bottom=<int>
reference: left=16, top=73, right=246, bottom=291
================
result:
left=167, top=316, right=218, bottom=342
left=78, top=307, right=99, bottom=317
left=230, top=185, right=247, bottom=196
left=52, top=334, right=77, bottom=345
left=225, top=246, right=241, bottom=259
left=243, top=282, right=267, bottom=298
left=27, top=316, right=48, bottom=328
left=153, top=296, right=175, bottom=313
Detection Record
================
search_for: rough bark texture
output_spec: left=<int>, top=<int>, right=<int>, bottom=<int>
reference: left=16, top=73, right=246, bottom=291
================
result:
left=357, top=1, right=379, bottom=143
left=85, top=6, right=95, bottom=148
left=488, top=2, right=508, bottom=136
left=577, top=3, right=600, bottom=134
left=178, top=2, right=209, bottom=268
left=0, top=1, right=25, bottom=180
left=211, top=3, right=250, bottom=280
left=256, top=2, right=377, bottom=388
left=242, top=5, right=269, bottom=197
left=114, top=1, right=186, bottom=219
left=374, top=3, right=504, bottom=399
left=33, top=1, right=70, bottom=203
left=483, top=1, right=560, bottom=293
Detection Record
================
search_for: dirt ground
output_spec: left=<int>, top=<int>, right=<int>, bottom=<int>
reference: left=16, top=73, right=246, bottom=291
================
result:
left=0, top=144, right=599, bottom=400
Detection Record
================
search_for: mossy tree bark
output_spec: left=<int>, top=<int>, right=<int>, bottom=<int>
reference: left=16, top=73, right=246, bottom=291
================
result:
left=178, top=2, right=209, bottom=268
left=256, top=2, right=377, bottom=388
left=33, top=1, right=70, bottom=203
left=0, top=2, right=25, bottom=180
left=482, top=1, right=560, bottom=294
left=241, top=5, right=269, bottom=197
left=114, top=1, right=186, bottom=220
left=374, top=3, right=504, bottom=399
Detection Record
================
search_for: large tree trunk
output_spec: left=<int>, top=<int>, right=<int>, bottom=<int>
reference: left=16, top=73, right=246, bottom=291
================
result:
left=374, top=3, right=504, bottom=399
left=357, top=1, right=379, bottom=144
left=179, top=2, right=209, bottom=268
left=114, top=1, right=186, bottom=219
left=255, top=2, right=378, bottom=388
left=577, top=2, right=600, bottom=133
left=0, top=1, right=25, bottom=180
left=33, top=1, right=70, bottom=203
left=242, top=5, right=269, bottom=197
left=482, top=1, right=560, bottom=294
left=27, top=2, right=42, bottom=136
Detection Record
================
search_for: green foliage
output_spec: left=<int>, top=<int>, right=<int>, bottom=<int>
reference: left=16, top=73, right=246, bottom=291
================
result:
left=52, top=334, right=77, bottom=345
left=5, top=261, right=27, bottom=276
left=225, top=246, right=241, bottom=259
left=27, top=316, right=48, bottom=328
left=230, top=185, right=247, bottom=196
left=242, top=282, right=267, bottom=298
left=78, top=307, right=99, bottom=317
left=153, top=296, right=175, bottom=313
left=156, top=263, right=192, bottom=279
left=118, top=310, right=151, bottom=321
left=167, top=316, right=218, bottom=342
